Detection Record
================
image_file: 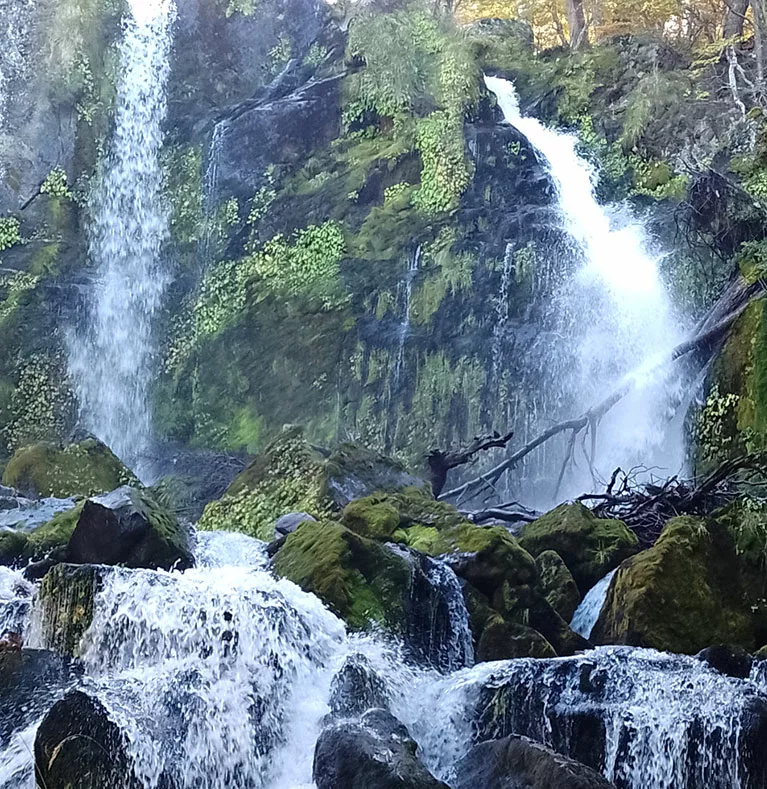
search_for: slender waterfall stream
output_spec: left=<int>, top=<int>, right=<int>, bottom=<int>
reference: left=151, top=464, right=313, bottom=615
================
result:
left=485, top=76, right=688, bottom=502
left=67, top=0, right=175, bottom=480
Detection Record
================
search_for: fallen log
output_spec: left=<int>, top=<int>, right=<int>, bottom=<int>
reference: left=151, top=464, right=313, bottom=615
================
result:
left=440, top=277, right=766, bottom=504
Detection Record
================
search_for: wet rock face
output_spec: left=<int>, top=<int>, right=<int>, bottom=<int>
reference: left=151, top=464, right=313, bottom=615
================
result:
left=452, top=734, right=616, bottom=789
left=313, top=708, right=449, bottom=789
left=34, top=690, right=140, bottom=789
left=0, top=648, right=78, bottom=746
left=68, top=486, right=194, bottom=571
left=474, top=648, right=767, bottom=788
left=327, top=653, right=389, bottom=719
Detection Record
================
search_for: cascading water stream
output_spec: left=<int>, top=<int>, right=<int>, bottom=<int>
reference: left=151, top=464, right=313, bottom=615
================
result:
left=392, top=245, right=420, bottom=394
left=570, top=568, right=616, bottom=638
left=67, top=0, right=176, bottom=481
left=484, top=75, right=687, bottom=500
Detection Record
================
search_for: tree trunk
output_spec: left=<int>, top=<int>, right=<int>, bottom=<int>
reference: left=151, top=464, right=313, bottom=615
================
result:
left=723, top=0, right=750, bottom=39
left=566, top=0, right=588, bottom=48
left=753, top=0, right=766, bottom=92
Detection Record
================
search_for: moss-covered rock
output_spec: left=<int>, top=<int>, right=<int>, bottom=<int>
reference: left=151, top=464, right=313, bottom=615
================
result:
left=519, top=503, right=639, bottom=595
left=1, top=439, right=137, bottom=498
left=477, top=619, right=556, bottom=661
left=24, top=502, right=85, bottom=561
left=535, top=550, right=581, bottom=622
left=592, top=516, right=760, bottom=653
left=36, top=564, right=105, bottom=657
left=68, top=487, right=193, bottom=571
left=272, top=519, right=412, bottom=631
left=199, top=428, right=432, bottom=541
left=342, top=496, right=401, bottom=540
left=0, top=530, right=27, bottom=566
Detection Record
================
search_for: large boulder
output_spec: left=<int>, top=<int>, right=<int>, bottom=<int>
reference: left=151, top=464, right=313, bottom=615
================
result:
left=327, top=653, right=390, bottom=719
left=452, top=734, right=616, bottom=789
left=313, top=708, right=449, bottom=789
left=67, top=486, right=194, bottom=571
left=2, top=439, right=138, bottom=499
left=272, top=519, right=412, bottom=631
left=592, top=515, right=764, bottom=653
left=519, top=503, right=639, bottom=595
left=198, top=427, right=429, bottom=540
left=34, top=690, right=140, bottom=789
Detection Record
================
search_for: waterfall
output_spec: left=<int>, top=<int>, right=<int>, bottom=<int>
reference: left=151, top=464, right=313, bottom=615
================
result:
left=570, top=568, right=616, bottom=638
left=484, top=76, right=687, bottom=500
left=67, top=0, right=176, bottom=481
left=491, top=242, right=514, bottom=383
left=392, top=245, right=420, bottom=393
left=0, top=567, right=33, bottom=637
left=199, top=120, right=229, bottom=266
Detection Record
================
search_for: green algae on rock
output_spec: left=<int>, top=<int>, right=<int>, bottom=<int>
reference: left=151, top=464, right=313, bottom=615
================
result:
left=519, top=503, right=639, bottom=595
left=2, top=439, right=138, bottom=499
left=535, top=550, right=581, bottom=622
left=592, top=515, right=763, bottom=654
left=272, top=519, right=411, bottom=631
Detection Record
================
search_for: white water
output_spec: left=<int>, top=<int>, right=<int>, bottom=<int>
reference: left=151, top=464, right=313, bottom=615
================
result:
left=67, top=0, right=175, bottom=481
left=485, top=76, right=687, bottom=500
left=571, top=568, right=616, bottom=638
left=392, top=245, right=420, bottom=394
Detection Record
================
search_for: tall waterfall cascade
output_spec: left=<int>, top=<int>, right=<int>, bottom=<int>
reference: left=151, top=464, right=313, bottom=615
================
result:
left=67, top=0, right=176, bottom=481
left=484, top=75, right=688, bottom=501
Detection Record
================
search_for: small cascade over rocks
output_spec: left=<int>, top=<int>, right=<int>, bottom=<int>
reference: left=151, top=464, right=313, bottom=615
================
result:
left=67, top=0, right=176, bottom=480
left=388, top=544, right=474, bottom=673
left=484, top=75, right=687, bottom=503
left=0, top=567, right=33, bottom=637
left=454, top=647, right=767, bottom=789
left=571, top=569, right=617, bottom=639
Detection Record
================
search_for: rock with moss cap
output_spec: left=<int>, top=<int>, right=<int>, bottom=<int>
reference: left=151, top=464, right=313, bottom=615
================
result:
left=272, top=519, right=412, bottom=631
left=536, top=550, right=581, bottom=621
left=198, top=427, right=430, bottom=541
left=396, top=521, right=589, bottom=658
left=0, top=503, right=85, bottom=568
left=1, top=439, right=138, bottom=499
left=67, top=487, right=194, bottom=571
left=477, top=618, right=556, bottom=661
left=519, top=503, right=639, bottom=595
left=592, top=516, right=759, bottom=653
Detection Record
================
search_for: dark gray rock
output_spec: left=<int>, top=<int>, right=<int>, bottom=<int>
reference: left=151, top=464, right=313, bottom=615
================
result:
left=697, top=645, right=754, bottom=679
left=328, top=653, right=389, bottom=719
left=275, top=511, right=316, bottom=536
left=313, top=708, right=448, bottom=789
left=67, top=486, right=194, bottom=570
left=34, top=690, right=140, bottom=789
left=0, top=648, right=80, bottom=746
left=452, top=735, right=616, bottom=789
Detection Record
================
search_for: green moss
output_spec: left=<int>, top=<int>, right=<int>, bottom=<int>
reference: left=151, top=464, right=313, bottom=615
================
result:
left=477, top=619, right=556, bottom=661
left=198, top=427, right=332, bottom=540
left=519, top=502, right=639, bottom=595
left=592, top=516, right=756, bottom=653
left=24, top=502, right=85, bottom=560
left=2, top=440, right=137, bottom=498
left=535, top=549, right=581, bottom=622
left=273, top=519, right=411, bottom=631
left=342, top=496, right=401, bottom=540
left=0, top=530, right=27, bottom=566
left=393, top=524, right=440, bottom=553
left=0, top=217, right=21, bottom=252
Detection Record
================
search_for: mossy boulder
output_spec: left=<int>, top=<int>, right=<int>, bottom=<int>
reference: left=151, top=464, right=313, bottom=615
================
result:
left=199, top=428, right=427, bottom=541
left=395, top=520, right=588, bottom=659
left=592, top=516, right=761, bottom=653
left=0, top=503, right=84, bottom=567
left=477, top=619, right=556, bottom=661
left=519, top=503, right=639, bottom=595
left=272, top=519, right=412, bottom=631
left=68, top=487, right=193, bottom=571
left=536, top=550, right=581, bottom=622
left=342, top=496, right=401, bottom=540
left=36, top=564, right=106, bottom=656
left=1, top=439, right=138, bottom=499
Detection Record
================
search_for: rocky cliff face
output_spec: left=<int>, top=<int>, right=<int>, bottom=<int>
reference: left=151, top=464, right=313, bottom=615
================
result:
left=0, top=0, right=759, bottom=488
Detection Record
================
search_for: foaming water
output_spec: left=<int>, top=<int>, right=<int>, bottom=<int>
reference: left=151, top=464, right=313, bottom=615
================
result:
left=67, top=0, right=175, bottom=480
left=484, top=75, right=687, bottom=501
left=0, top=567, right=33, bottom=637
